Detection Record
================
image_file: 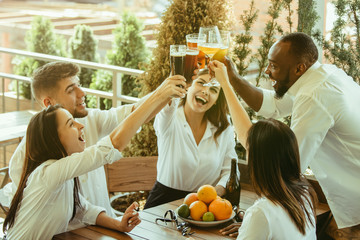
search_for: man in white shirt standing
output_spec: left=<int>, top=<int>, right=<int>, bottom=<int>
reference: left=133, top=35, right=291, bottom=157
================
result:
left=3, top=61, right=163, bottom=229
left=223, top=32, right=360, bottom=237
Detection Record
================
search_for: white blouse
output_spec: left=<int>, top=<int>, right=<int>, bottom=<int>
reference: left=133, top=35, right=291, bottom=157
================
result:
left=6, top=136, right=122, bottom=239
left=7, top=104, right=134, bottom=224
left=154, top=99, right=238, bottom=192
left=237, top=197, right=316, bottom=240
left=258, top=62, right=360, bottom=228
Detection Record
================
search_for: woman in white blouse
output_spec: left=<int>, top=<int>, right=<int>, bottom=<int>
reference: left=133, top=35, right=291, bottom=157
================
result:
left=209, top=60, right=317, bottom=239
left=3, top=76, right=186, bottom=239
left=144, top=68, right=238, bottom=209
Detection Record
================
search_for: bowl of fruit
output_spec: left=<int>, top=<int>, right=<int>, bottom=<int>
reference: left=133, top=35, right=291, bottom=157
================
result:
left=175, top=185, right=235, bottom=227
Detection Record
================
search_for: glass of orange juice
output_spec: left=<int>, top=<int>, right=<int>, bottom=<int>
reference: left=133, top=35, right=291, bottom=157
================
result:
left=212, top=31, right=230, bottom=63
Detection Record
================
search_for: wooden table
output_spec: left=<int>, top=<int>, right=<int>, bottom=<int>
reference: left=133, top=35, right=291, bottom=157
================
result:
left=53, top=189, right=330, bottom=240
left=0, top=110, right=36, bottom=147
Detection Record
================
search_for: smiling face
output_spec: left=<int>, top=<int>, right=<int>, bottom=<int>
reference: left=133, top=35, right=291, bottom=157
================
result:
left=56, top=108, right=86, bottom=156
left=185, top=73, right=221, bottom=113
left=46, top=76, right=88, bottom=118
left=265, top=41, right=300, bottom=98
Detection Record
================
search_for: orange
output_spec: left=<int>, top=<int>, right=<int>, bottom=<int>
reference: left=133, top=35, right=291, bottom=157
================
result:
left=184, top=193, right=198, bottom=206
left=189, top=200, right=208, bottom=221
left=209, top=198, right=232, bottom=221
left=197, top=185, right=217, bottom=204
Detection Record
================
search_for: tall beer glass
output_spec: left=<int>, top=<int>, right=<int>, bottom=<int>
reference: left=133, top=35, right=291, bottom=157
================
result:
left=184, top=34, right=206, bottom=83
left=170, top=45, right=186, bottom=76
left=213, top=31, right=230, bottom=63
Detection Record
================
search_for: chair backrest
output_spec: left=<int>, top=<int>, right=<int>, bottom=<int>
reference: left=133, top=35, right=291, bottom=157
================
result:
left=105, top=156, right=158, bottom=194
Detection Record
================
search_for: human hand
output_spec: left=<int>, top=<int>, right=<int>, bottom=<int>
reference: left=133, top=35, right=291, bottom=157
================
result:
left=215, top=185, right=226, bottom=197
left=156, top=75, right=187, bottom=99
left=224, top=56, right=240, bottom=85
left=219, top=222, right=242, bottom=237
left=208, top=60, right=230, bottom=86
left=191, top=64, right=200, bottom=81
left=118, top=202, right=141, bottom=232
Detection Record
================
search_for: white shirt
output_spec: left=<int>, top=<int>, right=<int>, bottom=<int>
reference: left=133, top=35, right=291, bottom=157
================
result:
left=6, top=104, right=134, bottom=224
left=237, top=197, right=316, bottom=240
left=154, top=99, right=238, bottom=191
left=6, top=136, right=122, bottom=239
left=258, top=62, right=360, bottom=228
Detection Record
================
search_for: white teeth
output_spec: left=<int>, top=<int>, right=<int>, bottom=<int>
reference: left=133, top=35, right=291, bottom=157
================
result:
left=195, top=96, right=208, bottom=105
left=271, top=80, right=277, bottom=87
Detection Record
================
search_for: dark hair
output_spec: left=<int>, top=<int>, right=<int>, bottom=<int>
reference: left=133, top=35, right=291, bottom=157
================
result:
left=181, top=69, right=229, bottom=141
left=247, top=119, right=317, bottom=235
left=4, top=105, right=81, bottom=232
left=31, top=62, right=80, bottom=103
left=280, top=32, right=318, bottom=67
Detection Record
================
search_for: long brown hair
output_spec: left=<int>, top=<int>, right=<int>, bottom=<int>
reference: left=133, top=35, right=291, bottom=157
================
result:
left=247, top=119, right=317, bottom=235
left=3, top=105, right=81, bottom=232
left=180, top=69, right=229, bottom=141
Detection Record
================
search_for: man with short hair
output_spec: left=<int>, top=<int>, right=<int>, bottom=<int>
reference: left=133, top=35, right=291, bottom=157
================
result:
left=4, top=61, right=186, bottom=229
left=222, top=32, right=360, bottom=236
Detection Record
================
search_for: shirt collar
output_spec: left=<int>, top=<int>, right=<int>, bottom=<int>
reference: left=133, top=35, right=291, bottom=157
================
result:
left=287, top=61, right=321, bottom=97
left=178, top=105, right=217, bottom=137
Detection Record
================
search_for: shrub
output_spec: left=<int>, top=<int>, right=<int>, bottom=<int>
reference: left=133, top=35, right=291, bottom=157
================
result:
left=68, top=24, right=99, bottom=88
left=89, top=11, right=149, bottom=110
left=12, top=16, right=66, bottom=99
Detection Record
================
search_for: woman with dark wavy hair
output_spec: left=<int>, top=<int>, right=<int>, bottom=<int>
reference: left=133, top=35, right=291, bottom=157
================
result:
left=3, top=75, right=186, bottom=239
left=210, top=60, right=317, bottom=239
left=144, top=68, right=238, bottom=208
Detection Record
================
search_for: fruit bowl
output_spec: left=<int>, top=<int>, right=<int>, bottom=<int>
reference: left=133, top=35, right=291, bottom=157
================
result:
left=175, top=209, right=235, bottom=227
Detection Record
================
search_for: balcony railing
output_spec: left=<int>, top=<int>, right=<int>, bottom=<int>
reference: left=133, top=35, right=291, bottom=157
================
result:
left=0, top=46, right=143, bottom=112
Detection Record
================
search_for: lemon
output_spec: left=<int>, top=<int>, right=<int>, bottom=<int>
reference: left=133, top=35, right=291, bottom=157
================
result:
left=202, top=212, right=215, bottom=222
left=177, top=204, right=190, bottom=218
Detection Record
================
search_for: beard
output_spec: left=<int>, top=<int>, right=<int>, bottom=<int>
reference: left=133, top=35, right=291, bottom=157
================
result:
left=73, top=108, right=88, bottom=118
left=271, top=72, right=291, bottom=99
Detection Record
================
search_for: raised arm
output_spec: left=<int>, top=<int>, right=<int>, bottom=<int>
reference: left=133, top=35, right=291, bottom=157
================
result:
left=130, top=75, right=186, bottom=123
left=224, top=57, right=264, bottom=112
left=110, top=76, right=186, bottom=151
left=209, top=61, right=252, bottom=147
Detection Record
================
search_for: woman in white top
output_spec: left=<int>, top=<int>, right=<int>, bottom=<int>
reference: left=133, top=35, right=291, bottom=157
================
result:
left=3, top=76, right=186, bottom=239
left=209, top=60, right=317, bottom=239
left=144, top=69, right=238, bottom=208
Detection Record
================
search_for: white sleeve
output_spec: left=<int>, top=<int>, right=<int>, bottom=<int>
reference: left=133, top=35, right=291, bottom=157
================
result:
left=153, top=99, right=179, bottom=136
left=87, top=104, right=134, bottom=137
left=71, top=193, right=106, bottom=226
left=257, top=89, right=293, bottom=119
left=237, top=206, right=270, bottom=240
left=216, top=125, right=239, bottom=188
left=291, top=95, right=334, bottom=172
left=40, top=136, right=122, bottom=191
left=8, top=137, right=26, bottom=187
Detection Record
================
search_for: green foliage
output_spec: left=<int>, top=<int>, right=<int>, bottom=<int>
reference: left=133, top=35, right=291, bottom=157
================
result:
left=254, top=0, right=284, bottom=87
left=107, top=11, right=149, bottom=98
left=88, top=70, right=113, bottom=110
left=283, top=0, right=294, bottom=33
left=68, top=25, right=99, bottom=88
left=124, top=0, right=233, bottom=157
left=232, top=0, right=258, bottom=77
left=13, top=16, right=66, bottom=99
left=314, top=0, right=360, bottom=84
left=297, top=0, right=320, bottom=35
left=89, top=11, right=149, bottom=110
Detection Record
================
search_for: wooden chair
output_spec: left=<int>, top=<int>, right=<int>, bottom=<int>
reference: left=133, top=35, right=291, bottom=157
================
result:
left=104, top=156, right=158, bottom=194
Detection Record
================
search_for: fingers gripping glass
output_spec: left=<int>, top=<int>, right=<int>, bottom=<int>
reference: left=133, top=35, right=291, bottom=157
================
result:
left=155, top=209, right=195, bottom=236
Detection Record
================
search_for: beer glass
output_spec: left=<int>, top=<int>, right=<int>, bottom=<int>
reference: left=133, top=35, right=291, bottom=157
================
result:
left=184, top=33, right=206, bottom=82
left=170, top=45, right=186, bottom=76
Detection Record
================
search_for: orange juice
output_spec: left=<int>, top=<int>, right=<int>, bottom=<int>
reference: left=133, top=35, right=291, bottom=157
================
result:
left=212, top=47, right=228, bottom=63
left=198, top=45, right=221, bottom=57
